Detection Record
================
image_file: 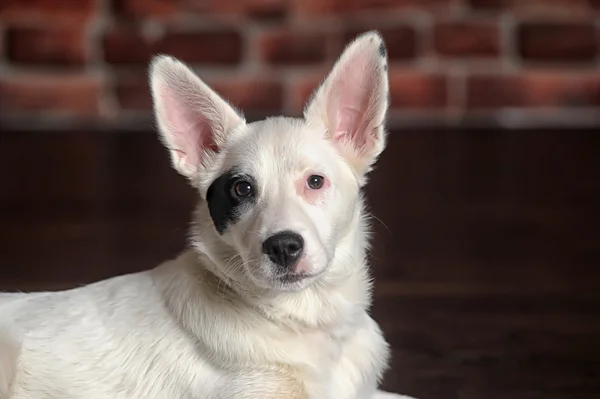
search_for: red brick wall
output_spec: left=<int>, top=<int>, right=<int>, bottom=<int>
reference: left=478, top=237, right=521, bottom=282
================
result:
left=0, top=0, right=599, bottom=128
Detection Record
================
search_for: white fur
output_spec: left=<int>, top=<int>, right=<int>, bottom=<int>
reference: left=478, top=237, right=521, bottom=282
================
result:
left=0, top=32, right=414, bottom=399
left=0, top=328, right=20, bottom=398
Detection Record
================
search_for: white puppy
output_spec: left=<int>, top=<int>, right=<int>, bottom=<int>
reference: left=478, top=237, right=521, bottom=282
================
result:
left=0, top=32, right=413, bottom=399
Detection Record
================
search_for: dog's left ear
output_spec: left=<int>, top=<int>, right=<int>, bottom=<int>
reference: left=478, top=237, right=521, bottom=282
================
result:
left=304, top=31, right=389, bottom=181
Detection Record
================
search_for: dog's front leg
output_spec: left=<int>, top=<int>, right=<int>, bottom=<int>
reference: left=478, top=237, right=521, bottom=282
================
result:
left=0, top=328, right=20, bottom=399
left=328, top=316, right=390, bottom=399
left=215, top=369, right=310, bottom=399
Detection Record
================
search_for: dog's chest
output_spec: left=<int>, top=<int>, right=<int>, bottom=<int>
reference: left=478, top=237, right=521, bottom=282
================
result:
left=298, top=326, right=350, bottom=366
left=287, top=318, right=386, bottom=399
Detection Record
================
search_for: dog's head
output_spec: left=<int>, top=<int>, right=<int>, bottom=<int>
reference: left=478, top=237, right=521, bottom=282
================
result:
left=150, top=32, right=389, bottom=293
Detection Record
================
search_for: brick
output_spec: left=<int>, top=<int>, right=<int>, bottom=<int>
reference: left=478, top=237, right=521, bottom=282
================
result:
left=103, top=27, right=243, bottom=65
left=240, top=0, right=289, bottom=19
left=289, top=69, right=448, bottom=113
left=0, top=0, right=96, bottom=23
left=111, top=0, right=179, bottom=18
left=115, top=77, right=152, bottom=111
left=389, top=69, right=448, bottom=109
left=466, top=0, right=598, bottom=15
left=288, top=73, right=324, bottom=114
left=434, top=21, right=500, bottom=58
left=160, top=32, right=243, bottom=64
left=467, top=72, right=600, bottom=109
left=102, top=27, right=152, bottom=65
left=113, top=0, right=288, bottom=20
left=343, top=26, right=418, bottom=60
left=258, top=29, right=330, bottom=65
left=6, top=26, right=87, bottom=65
left=0, top=28, right=4, bottom=59
left=116, top=76, right=283, bottom=113
left=186, top=0, right=289, bottom=19
left=294, top=0, right=456, bottom=16
left=518, top=23, right=598, bottom=62
left=209, top=78, right=283, bottom=112
left=0, top=75, right=101, bottom=116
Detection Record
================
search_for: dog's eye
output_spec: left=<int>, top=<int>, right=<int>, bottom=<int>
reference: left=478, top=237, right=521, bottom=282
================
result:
left=307, top=175, right=325, bottom=190
left=233, top=181, right=253, bottom=197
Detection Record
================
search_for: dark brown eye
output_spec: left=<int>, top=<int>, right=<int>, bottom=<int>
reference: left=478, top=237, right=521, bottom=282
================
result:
left=234, top=181, right=253, bottom=197
left=307, top=175, right=325, bottom=190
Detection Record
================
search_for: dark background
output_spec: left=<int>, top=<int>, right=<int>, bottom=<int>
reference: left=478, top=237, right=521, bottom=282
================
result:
left=1, top=0, right=600, bottom=398
left=1, top=127, right=599, bottom=399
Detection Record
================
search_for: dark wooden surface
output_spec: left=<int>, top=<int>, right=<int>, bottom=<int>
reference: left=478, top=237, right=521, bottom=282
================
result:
left=1, top=128, right=599, bottom=399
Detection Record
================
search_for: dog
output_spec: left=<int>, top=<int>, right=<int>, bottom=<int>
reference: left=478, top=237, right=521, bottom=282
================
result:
left=0, top=31, right=412, bottom=399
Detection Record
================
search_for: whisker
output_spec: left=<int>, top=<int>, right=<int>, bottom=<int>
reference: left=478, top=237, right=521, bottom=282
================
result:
left=366, top=211, right=390, bottom=233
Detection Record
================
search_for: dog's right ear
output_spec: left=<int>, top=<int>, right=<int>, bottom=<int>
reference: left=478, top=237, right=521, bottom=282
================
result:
left=149, top=56, right=245, bottom=178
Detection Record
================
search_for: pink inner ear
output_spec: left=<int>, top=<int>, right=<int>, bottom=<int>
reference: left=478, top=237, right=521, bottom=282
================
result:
left=161, top=85, right=218, bottom=167
left=330, top=52, right=377, bottom=152
left=335, top=107, right=364, bottom=146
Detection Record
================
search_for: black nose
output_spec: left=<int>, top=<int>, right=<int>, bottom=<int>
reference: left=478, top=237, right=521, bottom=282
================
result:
left=262, top=231, right=304, bottom=268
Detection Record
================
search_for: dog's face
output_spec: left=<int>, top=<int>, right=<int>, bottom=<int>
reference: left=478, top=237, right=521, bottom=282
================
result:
left=150, top=32, right=389, bottom=292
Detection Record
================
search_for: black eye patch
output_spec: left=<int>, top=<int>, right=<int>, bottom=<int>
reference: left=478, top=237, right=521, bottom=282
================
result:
left=206, top=169, right=257, bottom=235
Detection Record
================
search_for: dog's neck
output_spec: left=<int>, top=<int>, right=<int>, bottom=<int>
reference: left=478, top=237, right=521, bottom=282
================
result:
left=185, top=198, right=373, bottom=330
